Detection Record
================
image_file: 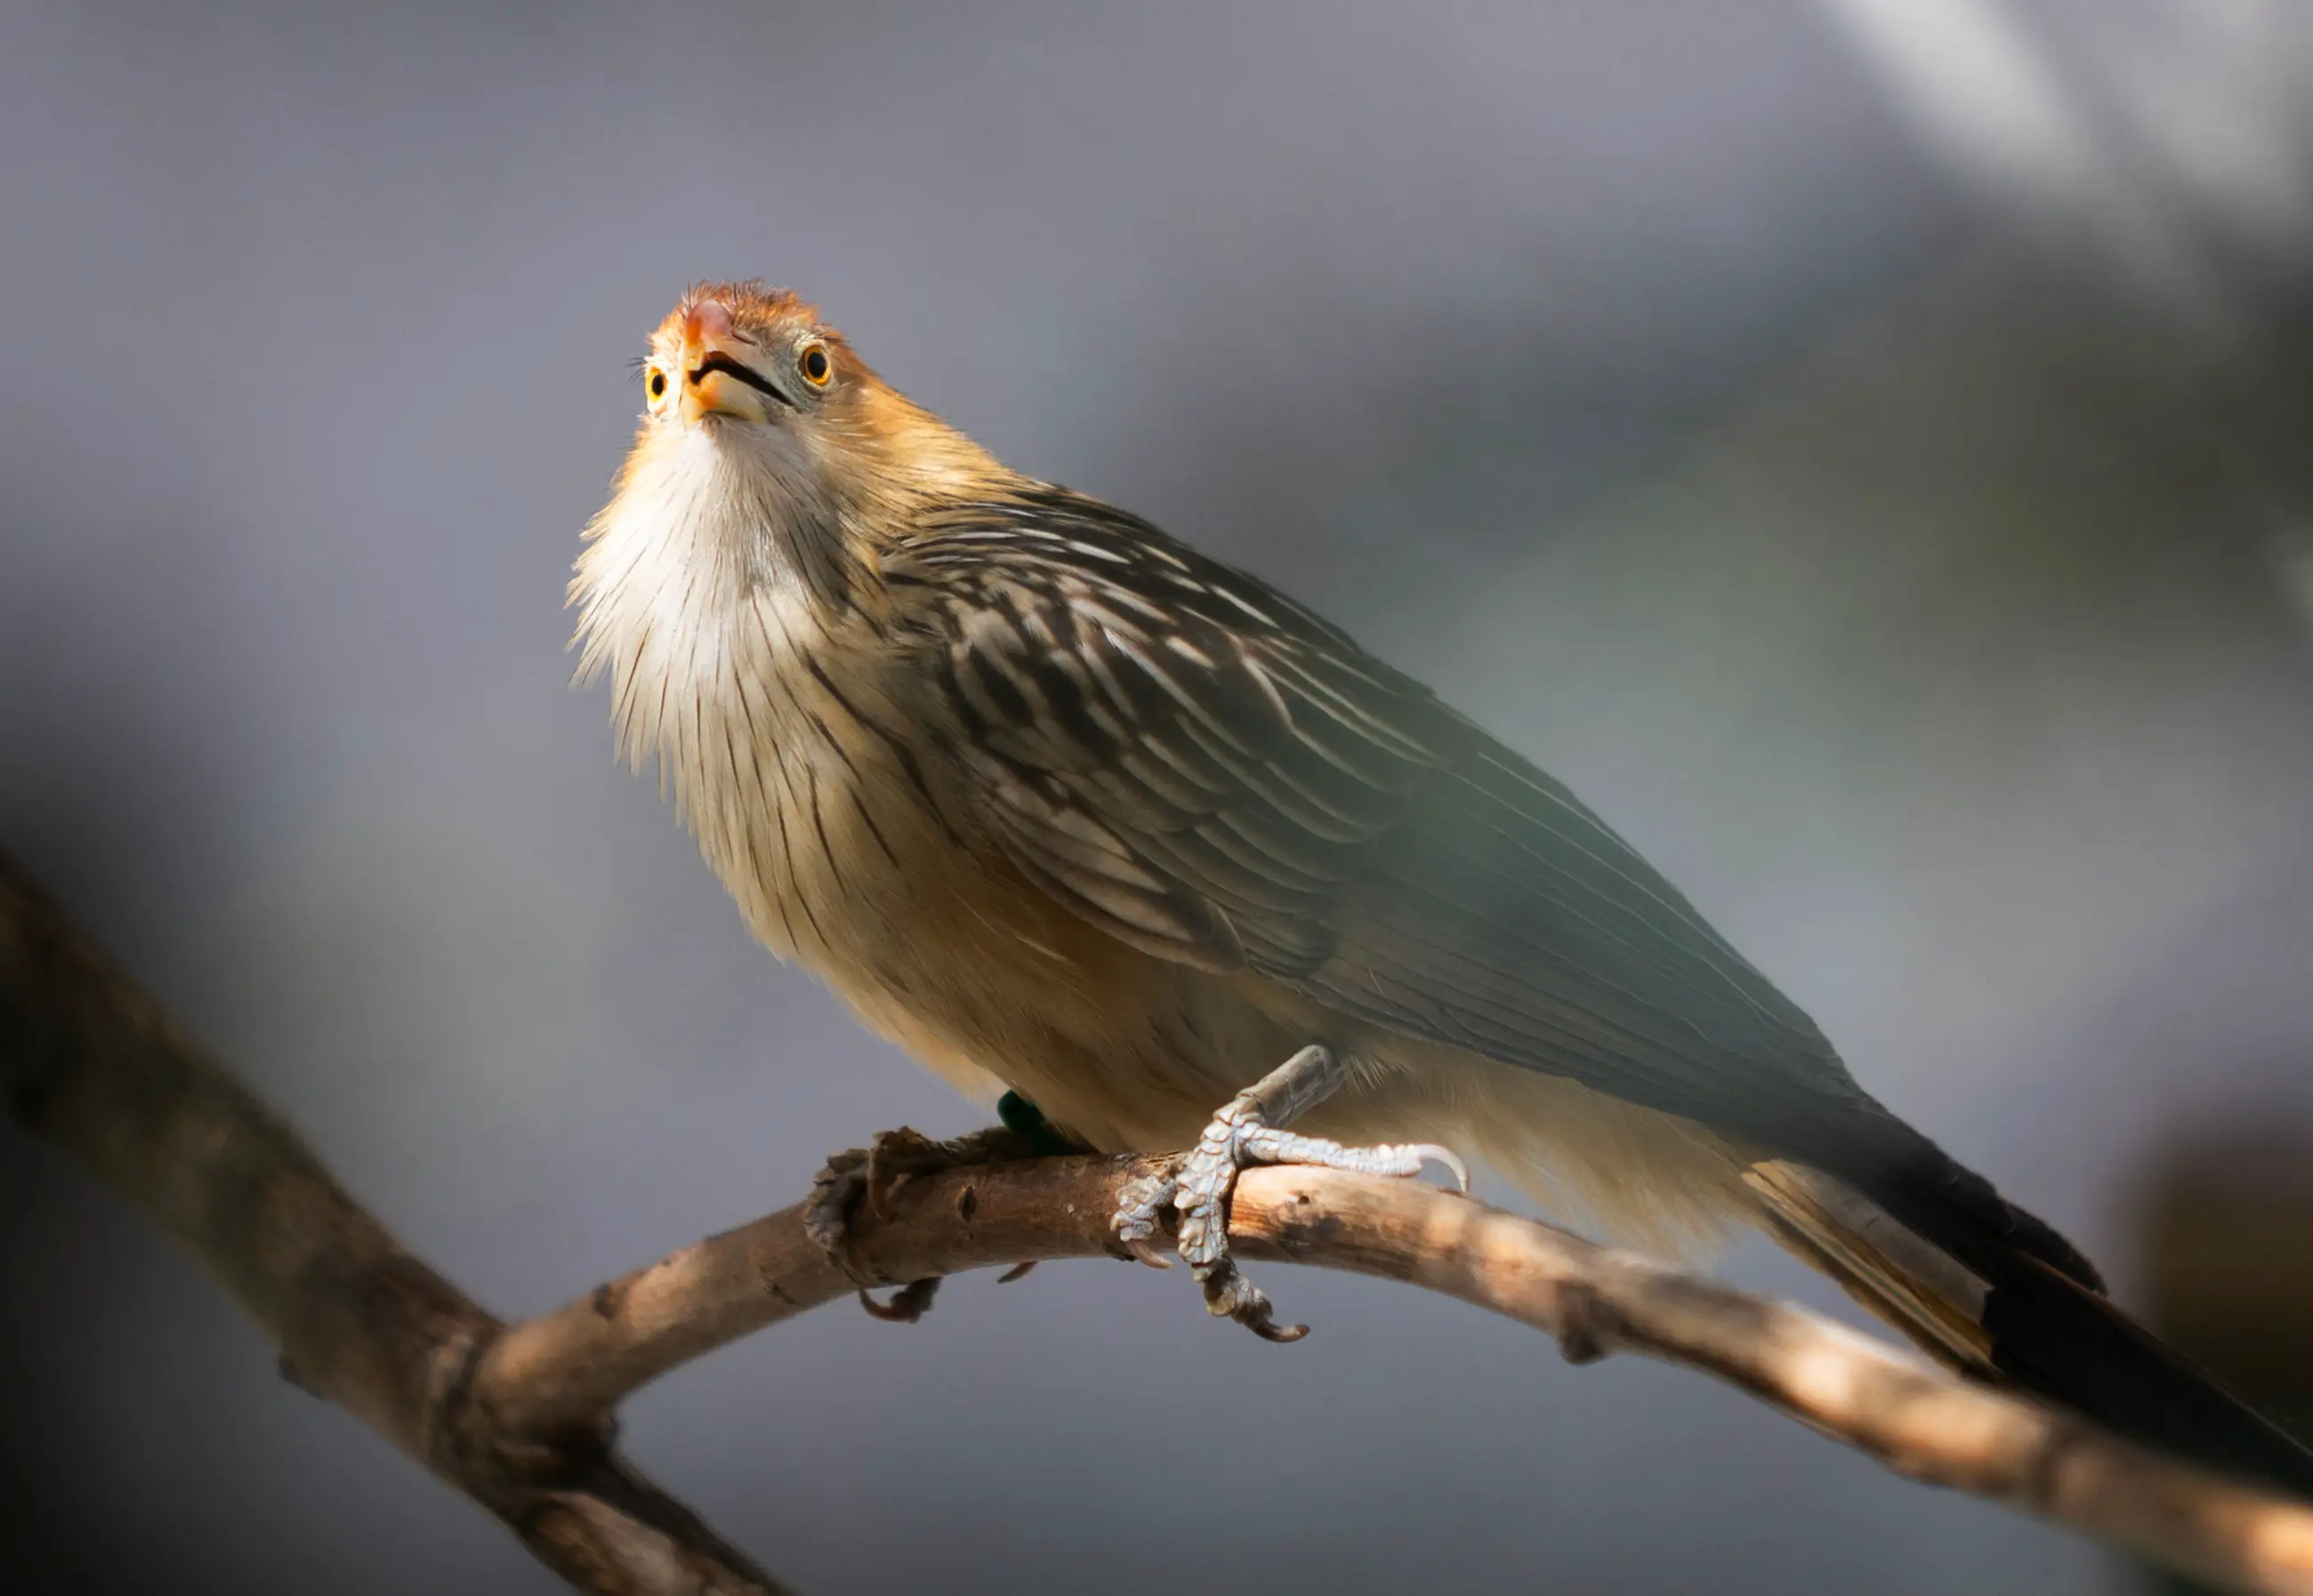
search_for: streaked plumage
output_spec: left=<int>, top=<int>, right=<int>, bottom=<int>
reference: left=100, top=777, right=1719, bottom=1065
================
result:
left=575, top=281, right=2313, bottom=1495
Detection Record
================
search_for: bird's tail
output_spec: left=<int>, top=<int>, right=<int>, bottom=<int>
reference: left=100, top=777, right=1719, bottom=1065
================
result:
left=1744, top=1138, right=2313, bottom=1500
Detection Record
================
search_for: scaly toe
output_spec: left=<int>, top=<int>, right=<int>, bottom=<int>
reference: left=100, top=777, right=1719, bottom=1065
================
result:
left=805, top=1148, right=876, bottom=1283
left=1110, top=1162, right=1182, bottom=1270
left=1110, top=1045, right=1477, bottom=1342
left=810, top=1126, right=1017, bottom=1316
left=862, top=1125, right=947, bottom=1219
left=1202, top=1261, right=1309, bottom=1343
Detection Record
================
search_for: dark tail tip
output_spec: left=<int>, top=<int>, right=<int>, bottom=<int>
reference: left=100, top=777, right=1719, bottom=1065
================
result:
left=1983, top=1251, right=2313, bottom=1501
left=1829, top=1117, right=2313, bottom=1497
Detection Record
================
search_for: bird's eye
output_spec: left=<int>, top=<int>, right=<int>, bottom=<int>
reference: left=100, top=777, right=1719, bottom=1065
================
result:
left=645, top=367, right=669, bottom=405
left=798, top=343, right=832, bottom=387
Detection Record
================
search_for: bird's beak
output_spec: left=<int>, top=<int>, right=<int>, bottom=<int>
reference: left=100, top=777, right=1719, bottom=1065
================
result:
left=677, top=298, right=790, bottom=425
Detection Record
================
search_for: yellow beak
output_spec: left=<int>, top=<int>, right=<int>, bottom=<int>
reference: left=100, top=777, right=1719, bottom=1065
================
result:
left=676, top=297, right=778, bottom=424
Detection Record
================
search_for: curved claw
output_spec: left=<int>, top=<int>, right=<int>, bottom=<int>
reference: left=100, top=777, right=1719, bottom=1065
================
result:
left=1122, top=1236, right=1173, bottom=1270
left=1414, top=1143, right=1472, bottom=1195
left=858, top=1279, right=940, bottom=1323
left=1203, top=1262, right=1309, bottom=1343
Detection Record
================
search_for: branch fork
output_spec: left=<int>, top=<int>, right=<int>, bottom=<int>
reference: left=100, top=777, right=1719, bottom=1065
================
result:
left=7, top=847, right=2313, bottom=1595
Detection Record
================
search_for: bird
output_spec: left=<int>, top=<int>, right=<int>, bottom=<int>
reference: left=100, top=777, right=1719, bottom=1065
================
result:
left=572, top=279, right=2313, bottom=1497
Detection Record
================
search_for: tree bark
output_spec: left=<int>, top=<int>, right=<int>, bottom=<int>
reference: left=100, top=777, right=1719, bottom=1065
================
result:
left=0, top=850, right=787, bottom=1595
left=9, top=843, right=2313, bottom=1595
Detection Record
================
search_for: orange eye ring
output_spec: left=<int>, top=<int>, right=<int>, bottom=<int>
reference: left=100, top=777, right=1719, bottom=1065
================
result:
left=646, top=367, right=669, bottom=404
left=798, top=343, right=832, bottom=387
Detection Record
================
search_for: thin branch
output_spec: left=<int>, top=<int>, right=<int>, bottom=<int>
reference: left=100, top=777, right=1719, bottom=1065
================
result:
left=0, top=850, right=788, bottom=1596
left=12, top=842, right=2313, bottom=1596
left=477, top=1158, right=2313, bottom=1596
left=471, top=1154, right=1123, bottom=1442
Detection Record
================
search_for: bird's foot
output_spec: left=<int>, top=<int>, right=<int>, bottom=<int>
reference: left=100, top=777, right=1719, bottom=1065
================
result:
left=1109, top=1044, right=1469, bottom=1342
left=808, top=1124, right=1040, bottom=1323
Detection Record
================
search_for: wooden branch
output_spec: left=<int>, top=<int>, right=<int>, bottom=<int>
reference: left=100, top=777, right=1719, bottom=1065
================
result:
left=474, top=1174, right=2313, bottom=1596
left=0, top=850, right=789, bottom=1596
left=11, top=842, right=2313, bottom=1595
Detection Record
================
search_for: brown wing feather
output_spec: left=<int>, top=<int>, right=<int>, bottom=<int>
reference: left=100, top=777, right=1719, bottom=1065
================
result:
left=891, top=488, right=1849, bottom=1116
left=886, top=488, right=2095, bottom=1294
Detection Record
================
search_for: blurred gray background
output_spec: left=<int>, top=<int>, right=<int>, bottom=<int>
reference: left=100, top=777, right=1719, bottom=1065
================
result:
left=5, top=2, right=2313, bottom=1592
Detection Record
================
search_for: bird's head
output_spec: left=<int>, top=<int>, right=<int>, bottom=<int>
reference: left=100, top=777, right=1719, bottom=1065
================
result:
left=573, top=284, right=1008, bottom=703
left=577, top=282, right=1002, bottom=630
left=641, top=282, right=858, bottom=436
left=572, top=282, right=1004, bottom=749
